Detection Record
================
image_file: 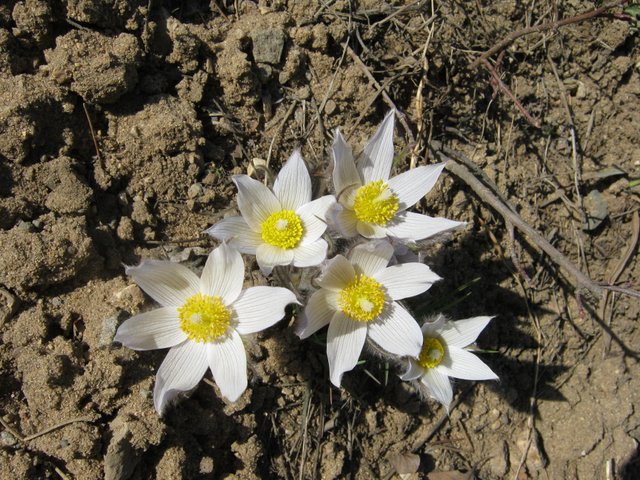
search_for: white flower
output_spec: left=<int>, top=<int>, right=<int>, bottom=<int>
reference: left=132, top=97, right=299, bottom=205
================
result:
left=207, top=150, right=336, bottom=275
left=298, top=240, right=441, bottom=387
left=330, top=110, right=464, bottom=241
left=401, top=315, right=499, bottom=410
left=114, top=243, right=298, bottom=415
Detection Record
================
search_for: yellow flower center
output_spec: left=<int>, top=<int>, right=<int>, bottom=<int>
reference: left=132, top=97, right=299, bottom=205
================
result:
left=338, top=274, right=385, bottom=322
left=178, top=293, right=232, bottom=342
left=418, top=337, right=445, bottom=369
left=261, top=210, right=304, bottom=249
left=353, top=180, right=399, bottom=225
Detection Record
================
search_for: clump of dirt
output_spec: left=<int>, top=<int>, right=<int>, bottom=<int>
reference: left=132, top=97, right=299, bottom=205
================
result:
left=45, top=30, right=142, bottom=104
left=1, top=1, right=639, bottom=479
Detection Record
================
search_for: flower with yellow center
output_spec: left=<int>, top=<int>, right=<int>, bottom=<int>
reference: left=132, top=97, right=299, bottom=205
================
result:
left=207, top=150, right=336, bottom=275
left=260, top=210, right=304, bottom=249
left=114, top=243, right=298, bottom=415
left=338, top=275, right=385, bottom=322
left=352, top=180, right=399, bottom=225
left=401, top=314, right=499, bottom=410
left=330, top=110, right=465, bottom=240
left=298, top=240, right=442, bottom=387
left=418, top=337, right=445, bottom=369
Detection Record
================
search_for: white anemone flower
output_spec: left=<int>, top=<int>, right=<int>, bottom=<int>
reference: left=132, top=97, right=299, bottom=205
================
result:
left=401, top=315, right=499, bottom=410
left=114, top=243, right=298, bottom=415
left=207, top=150, right=336, bottom=275
left=331, top=110, right=464, bottom=240
left=298, top=240, right=441, bottom=387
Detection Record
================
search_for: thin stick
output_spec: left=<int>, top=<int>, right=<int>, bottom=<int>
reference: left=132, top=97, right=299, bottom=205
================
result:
left=0, top=415, right=94, bottom=443
left=469, top=0, right=629, bottom=69
left=82, top=103, right=103, bottom=164
left=345, top=44, right=415, bottom=145
left=0, top=417, right=24, bottom=442
left=481, top=58, right=541, bottom=128
left=23, top=416, right=94, bottom=442
left=601, top=211, right=640, bottom=355
left=434, top=145, right=604, bottom=298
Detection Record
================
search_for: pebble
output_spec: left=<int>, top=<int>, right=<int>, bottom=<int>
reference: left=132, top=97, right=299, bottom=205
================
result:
left=187, top=183, right=203, bottom=198
left=0, top=430, right=17, bottom=447
left=99, top=314, right=120, bottom=347
left=251, top=28, right=285, bottom=64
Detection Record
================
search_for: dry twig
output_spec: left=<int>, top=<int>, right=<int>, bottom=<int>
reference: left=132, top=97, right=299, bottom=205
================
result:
left=432, top=144, right=604, bottom=299
left=469, top=0, right=630, bottom=69
left=601, top=211, right=640, bottom=355
left=345, top=44, right=415, bottom=145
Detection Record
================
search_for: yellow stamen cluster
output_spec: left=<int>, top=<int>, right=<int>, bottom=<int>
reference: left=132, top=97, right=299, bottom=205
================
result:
left=178, top=293, right=231, bottom=343
left=261, top=210, right=304, bottom=249
left=338, top=274, right=385, bottom=322
left=418, top=337, right=445, bottom=369
left=353, top=180, right=399, bottom=225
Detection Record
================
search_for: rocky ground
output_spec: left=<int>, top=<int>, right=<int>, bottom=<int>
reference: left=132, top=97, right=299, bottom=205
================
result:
left=1, top=1, right=639, bottom=479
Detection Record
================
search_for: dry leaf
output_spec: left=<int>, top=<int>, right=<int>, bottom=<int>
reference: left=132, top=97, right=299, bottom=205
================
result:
left=387, top=452, right=420, bottom=474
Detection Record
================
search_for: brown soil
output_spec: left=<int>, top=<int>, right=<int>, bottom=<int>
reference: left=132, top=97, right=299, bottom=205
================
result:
left=1, top=1, right=639, bottom=479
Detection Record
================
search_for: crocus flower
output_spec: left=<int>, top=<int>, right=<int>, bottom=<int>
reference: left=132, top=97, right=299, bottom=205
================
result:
left=331, top=110, right=463, bottom=240
left=298, top=240, right=441, bottom=387
left=401, top=315, right=498, bottom=409
left=114, top=243, right=298, bottom=415
left=207, top=150, right=335, bottom=275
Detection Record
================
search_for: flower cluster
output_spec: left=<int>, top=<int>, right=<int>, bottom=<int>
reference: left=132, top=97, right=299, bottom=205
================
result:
left=114, top=111, right=498, bottom=415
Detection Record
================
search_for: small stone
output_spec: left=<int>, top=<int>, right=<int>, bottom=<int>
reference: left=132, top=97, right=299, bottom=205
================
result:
left=251, top=28, right=285, bottom=64
left=0, top=288, right=20, bottom=325
left=16, top=221, right=35, bottom=232
left=199, top=456, right=214, bottom=474
left=0, top=430, right=18, bottom=447
left=187, top=183, right=203, bottom=198
left=324, top=99, right=337, bottom=115
left=99, top=314, right=120, bottom=347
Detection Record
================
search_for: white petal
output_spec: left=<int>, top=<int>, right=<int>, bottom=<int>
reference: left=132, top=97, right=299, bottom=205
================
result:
left=233, top=286, right=298, bottom=335
left=126, top=260, right=200, bottom=307
left=273, top=150, right=312, bottom=210
left=332, top=129, right=362, bottom=196
left=298, top=289, right=338, bottom=338
left=256, top=243, right=294, bottom=273
left=114, top=307, right=185, bottom=350
left=420, top=314, right=447, bottom=336
left=327, top=312, right=367, bottom=387
left=200, top=243, right=245, bottom=304
left=387, top=164, right=446, bottom=210
left=234, top=175, right=281, bottom=230
left=357, top=110, right=395, bottom=183
left=385, top=212, right=465, bottom=242
left=349, top=240, right=394, bottom=276
left=439, top=346, right=499, bottom=381
left=317, top=255, right=354, bottom=291
left=207, top=330, right=248, bottom=402
left=440, top=316, right=494, bottom=348
left=297, top=197, right=334, bottom=244
left=331, top=204, right=358, bottom=238
left=293, top=239, right=328, bottom=268
left=368, top=303, right=422, bottom=357
left=421, top=368, right=453, bottom=409
left=374, top=263, right=441, bottom=300
left=296, top=204, right=327, bottom=245
left=400, top=358, right=424, bottom=381
left=298, top=194, right=336, bottom=223
left=356, top=220, right=387, bottom=239
left=154, top=340, right=208, bottom=415
left=206, top=217, right=262, bottom=255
